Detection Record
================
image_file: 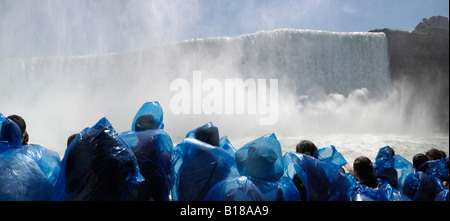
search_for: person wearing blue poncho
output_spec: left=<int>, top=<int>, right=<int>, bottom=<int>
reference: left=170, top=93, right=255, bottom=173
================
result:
left=119, top=101, right=174, bottom=201
left=6, top=114, right=62, bottom=188
left=51, top=117, right=144, bottom=201
left=185, top=122, right=237, bottom=156
left=402, top=153, right=445, bottom=201
left=434, top=160, right=449, bottom=201
left=204, top=133, right=300, bottom=201
left=132, top=101, right=165, bottom=131
left=421, top=157, right=449, bottom=184
left=283, top=151, right=352, bottom=201
left=171, top=122, right=238, bottom=201
left=19, top=144, right=61, bottom=189
left=285, top=141, right=355, bottom=201
left=314, top=144, right=354, bottom=174
left=350, top=156, right=410, bottom=201
left=0, top=114, right=21, bottom=152
left=0, top=114, right=55, bottom=200
left=374, top=146, right=398, bottom=188
left=373, top=146, right=414, bottom=192
left=6, top=115, right=27, bottom=145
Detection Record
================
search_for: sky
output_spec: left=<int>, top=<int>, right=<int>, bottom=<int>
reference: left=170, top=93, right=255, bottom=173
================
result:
left=0, top=0, right=448, bottom=57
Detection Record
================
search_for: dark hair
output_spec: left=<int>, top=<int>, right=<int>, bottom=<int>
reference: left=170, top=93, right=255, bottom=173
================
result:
left=426, top=148, right=444, bottom=161
left=22, top=131, right=29, bottom=145
left=296, top=140, right=317, bottom=156
left=7, top=115, right=26, bottom=136
left=413, top=153, right=429, bottom=172
left=439, top=150, right=447, bottom=158
left=353, top=156, right=378, bottom=188
left=67, top=133, right=78, bottom=147
left=134, top=115, right=158, bottom=131
left=194, top=124, right=219, bottom=147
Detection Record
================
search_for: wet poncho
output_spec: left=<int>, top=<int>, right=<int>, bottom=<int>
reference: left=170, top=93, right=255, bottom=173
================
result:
left=0, top=115, right=55, bottom=200
left=171, top=122, right=238, bottom=201
left=349, top=176, right=410, bottom=201
left=0, top=150, right=54, bottom=200
left=185, top=122, right=237, bottom=155
left=314, top=145, right=347, bottom=169
left=171, top=138, right=238, bottom=201
left=374, top=146, right=398, bottom=188
left=418, top=157, right=449, bottom=183
left=402, top=171, right=445, bottom=201
left=132, top=101, right=164, bottom=131
left=19, top=144, right=61, bottom=189
left=434, top=189, right=449, bottom=201
left=119, top=101, right=174, bottom=201
left=393, top=155, right=414, bottom=192
left=373, top=146, right=414, bottom=192
left=120, top=130, right=173, bottom=201
left=51, top=117, right=144, bottom=201
left=204, top=133, right=300, bottom=201
left=0, top=114, right=21, bottom=152
left=283, top=152, right=352, bottom=201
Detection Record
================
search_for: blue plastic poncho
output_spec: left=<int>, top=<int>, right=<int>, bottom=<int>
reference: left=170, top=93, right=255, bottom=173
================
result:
left=393, top=154, right=414, bottom=192
left=119, top=129, right=174, bottom=201
left=434, top=189, right=449, bottom=201
left=204, top=175, right=300, bottom=201
left=374, top=146, right=398, bottom=188
left=350, top=178, right=410, bottom=201
left=0, top=114, right=22, bottom=152
left=314, top=145, right=348, bottom=169
left=0, top=149, right=53, bottom=200
left=1, top=114, right=61, bottom=186
left=219, top=136, right=237, bottom=156
left=132, top=101, right=164, bottom=131
left=373, top=146, right=415, bottom=192
left=19, top=144, right=61, bottom=188
left=235, top=133, right=284, bottom=182
left=171, top=137, right=238, bottom=201
left=120, top=101, right=174, bottom=201
left=185, top=122, right=236, bottom=155
left=0, top=116, right=54, bottom=200
left=283, top=152, right=352, bottom=201
left=402, top=171, right=445, bottom=201
left=205, top=133, right=300, bottom=201
left=51, top=117, right=144, bottom=201
left=419, top=157, right=449, bottom=183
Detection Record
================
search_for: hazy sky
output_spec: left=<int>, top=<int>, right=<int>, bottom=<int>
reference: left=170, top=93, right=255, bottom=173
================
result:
left=0, top=0, right=448, bottom=57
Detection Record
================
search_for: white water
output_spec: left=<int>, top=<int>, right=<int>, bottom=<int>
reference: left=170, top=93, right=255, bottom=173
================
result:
left=0, top=29, right=447, bottom=159
left=169, top=133, right=449, bottom=167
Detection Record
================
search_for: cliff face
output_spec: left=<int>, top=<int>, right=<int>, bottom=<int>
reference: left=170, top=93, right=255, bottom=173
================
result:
left=370, top=26, right=449, bottom=131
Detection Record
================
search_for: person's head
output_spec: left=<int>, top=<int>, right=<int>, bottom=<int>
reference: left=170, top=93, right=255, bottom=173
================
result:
left=413, top=153, right=429, bottom=172
left=67, top=133, right=78, bottom=147
left=353, top=156, right=378, bottom=188
left=22, top=131, right=29, bottom=145
left=375, top=146, right=396, bottom=166
left=7, top=115, right=26, bottom=144
left=194, top=123, right=219, bottom=147
left=0, top=117, right=22, bottom=148
left=439, top=150, right=447, bottom=158
left=296, top=140, right=317, bottom=156
left=134, top=114, right=158, bottom=131
left=426, top=148, right=444, bottom=161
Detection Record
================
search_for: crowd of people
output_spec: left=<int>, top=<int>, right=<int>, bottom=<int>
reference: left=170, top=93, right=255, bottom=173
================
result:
left=0, top=101, right=448, bottom=201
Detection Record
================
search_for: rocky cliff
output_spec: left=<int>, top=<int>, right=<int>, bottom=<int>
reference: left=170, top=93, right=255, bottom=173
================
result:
left=370, top=16, right=449, bottom=132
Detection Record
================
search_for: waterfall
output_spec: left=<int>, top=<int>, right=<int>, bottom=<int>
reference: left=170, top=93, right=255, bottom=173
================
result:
left=3, top=29, right=433, bottom=156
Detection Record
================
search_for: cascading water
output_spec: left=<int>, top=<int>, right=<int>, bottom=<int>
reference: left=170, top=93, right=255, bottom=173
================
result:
left=0, top=29, right=447, bottom=161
